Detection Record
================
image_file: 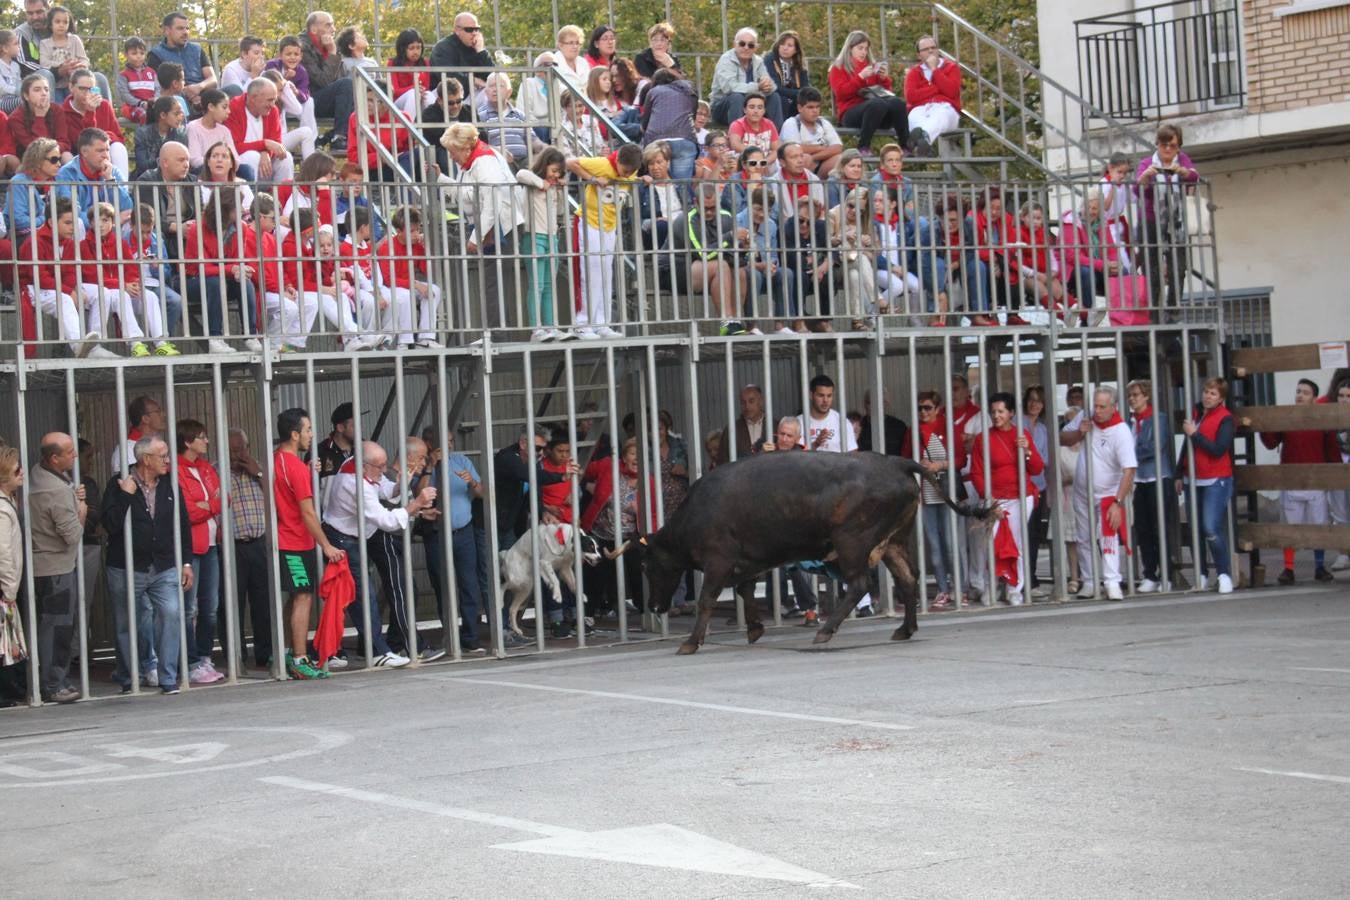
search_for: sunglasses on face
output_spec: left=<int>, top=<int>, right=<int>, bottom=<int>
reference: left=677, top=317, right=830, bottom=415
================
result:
left=460, top=25, right=481, bottom=33
left=746, top=159, right=768, bottom=167
left=46, top=155, right=60, bottom=163
left=918, top=405, right=935, bottom=412
left=737, top=41, right=757, bottom=48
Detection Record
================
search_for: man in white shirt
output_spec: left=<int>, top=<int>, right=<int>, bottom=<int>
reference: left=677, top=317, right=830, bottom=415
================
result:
left=777, top=87, right=842, bottom=176
left=1067, top=387, right=1137, bottom=600
left=798, top=374, right=857, bottom=453
left=319, top=440, right=436, bottom=668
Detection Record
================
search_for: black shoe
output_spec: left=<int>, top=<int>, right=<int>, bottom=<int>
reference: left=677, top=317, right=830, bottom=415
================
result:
left=781, top=604, right=803, bottom=619
left=1277, top=568, right=1295, bottom=585
left=1314, top=567, right=1335, bottom=583
left=549, top=621, right=575, bottom=639
left=855, top=605, right=875, bottom=618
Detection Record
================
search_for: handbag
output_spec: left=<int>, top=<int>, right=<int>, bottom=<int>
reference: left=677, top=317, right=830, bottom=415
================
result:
left=1183, top=193, right=1211, bottom=238
left=860, top=85, right=896, bottom=101
left=1107, top=272, right=1151, bottom=326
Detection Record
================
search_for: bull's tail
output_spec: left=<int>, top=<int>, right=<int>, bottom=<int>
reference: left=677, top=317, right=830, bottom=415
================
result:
left=895, top=458, right=996, bottom=520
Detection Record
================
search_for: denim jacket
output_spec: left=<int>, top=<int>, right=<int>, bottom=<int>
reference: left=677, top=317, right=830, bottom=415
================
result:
left=1132, top=412, right=1174, bottom=481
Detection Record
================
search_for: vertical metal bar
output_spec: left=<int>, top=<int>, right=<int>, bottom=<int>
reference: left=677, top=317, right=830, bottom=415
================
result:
left=114, top=367, right=139, bottom=693
left=435, top=354, right=462, bottom=661
left=212, top=361, right=240, bottom=683
left=395, top=357, right=418, bottom=663
left=644, top=344, right=667, bottom=639
left=65, top=370, right=90, bottom=699
left=907, top=332, right=928, bottom=612
left=15, top=375, right=39, bottom=706
left=347, top=356, right=374, bottom=664
left=479, top=352, right=506, bottom=658
left=604, top=346, right=627, bottom=641
left=164, top=364, right=189, bottom=692
left=564, top=348, right=585, bottom=649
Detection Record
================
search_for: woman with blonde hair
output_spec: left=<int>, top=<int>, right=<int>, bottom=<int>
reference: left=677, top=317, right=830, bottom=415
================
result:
left=827, top=184, right=881, bottom=324
left=635, top=22, right=680, bottom=78
left=554, top=25, right=591, bottom=95
left=827, top=30, right=907, bottom=157
left=0, top=444, right=28, bottom=689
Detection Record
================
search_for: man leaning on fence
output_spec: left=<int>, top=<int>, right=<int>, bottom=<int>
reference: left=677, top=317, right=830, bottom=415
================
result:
left=29, top=432, right=85, bottom=703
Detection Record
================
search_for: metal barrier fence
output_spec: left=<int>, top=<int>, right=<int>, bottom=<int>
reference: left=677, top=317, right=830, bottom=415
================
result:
left=0, top=322, right=1233, bottom=708
left=0, top=166, right=1220, bottom=356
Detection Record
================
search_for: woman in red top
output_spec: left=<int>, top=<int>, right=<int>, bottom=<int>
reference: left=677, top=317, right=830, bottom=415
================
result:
left=388, top=28, right=435, bottom=117
left=972, top=187, right=1028, bottom=325
left=827, top=30, right=906, bottom=156
left=584, top=26, right=617, bottom=70
left=175, top=419, right=226, bottom=685
left=1177, top=377, right=1235, bottom=593
left=9, top=74, right=72, bottom=161
left=180, top=190, right=261, bottom=351
left=968, top=392, right=1044, bottom=605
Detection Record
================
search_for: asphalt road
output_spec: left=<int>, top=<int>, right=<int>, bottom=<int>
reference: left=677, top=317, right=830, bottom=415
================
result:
left=2, top=583, right=1348, bottom=899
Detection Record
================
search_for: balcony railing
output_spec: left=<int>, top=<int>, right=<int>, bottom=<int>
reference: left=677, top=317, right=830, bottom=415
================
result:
left=1075, top=0, right=1245, bottom=124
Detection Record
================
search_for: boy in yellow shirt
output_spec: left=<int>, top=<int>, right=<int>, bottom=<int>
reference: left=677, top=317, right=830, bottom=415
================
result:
left=565, top=143, right=642, bottom=339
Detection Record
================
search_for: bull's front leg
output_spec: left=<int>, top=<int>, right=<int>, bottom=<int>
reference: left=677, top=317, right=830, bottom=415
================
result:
left=677, top=578, right=726, bottom=655
left=737, top=580, right=765, bottom=645
left=814, top=568, right=870, bottom=645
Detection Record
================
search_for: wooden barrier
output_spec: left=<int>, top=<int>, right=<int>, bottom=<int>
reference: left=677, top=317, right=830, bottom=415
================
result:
left=1238, top=523, right=1350, bottom=553
left=1234, top=464, right=1350, bottom=492
left=1234, top=403, right=1350, bottom=432
left=1233, top=342, right=1348, bottom=378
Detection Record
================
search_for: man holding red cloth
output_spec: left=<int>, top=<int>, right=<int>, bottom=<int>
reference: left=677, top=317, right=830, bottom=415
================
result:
left=1067, top=387, right=1137, bottom=600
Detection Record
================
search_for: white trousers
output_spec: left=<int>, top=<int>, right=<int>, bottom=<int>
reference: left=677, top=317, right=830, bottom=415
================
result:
left=576, top=223, right=616, bottom=327
left=237, top=150, right=294, bottom=183
left=395, top=89, right=438, bottom=116
left=1075, top=486, right=1122, bottom=586
left=32, top=287, right=85, bottom=351
left=876, top=268, right=920, bottom=313
left=970, top=495, right=1035, bottom=603
left=1282, top=489, right=1328, bottom=525
left=1329, top=488, right=1350, bottom=528
left=80, top=283, right=145, bottom=340
left=908, top=101, right=961, bottom=143
left=265, top=290, right=317, bottom=348
left=841, top=256, right=878, bottom=317
left=386, top=284, right=442, bottom=345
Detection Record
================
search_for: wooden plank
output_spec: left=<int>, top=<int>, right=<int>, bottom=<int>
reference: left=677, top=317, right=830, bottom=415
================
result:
left=1238, top=523, right=1350, bottom=553
left=1235, top=464, right=1350, bottom=491
left=1234, top=404, right=1350, bottom=432
left=1233, top=342, right=1347, bottom=377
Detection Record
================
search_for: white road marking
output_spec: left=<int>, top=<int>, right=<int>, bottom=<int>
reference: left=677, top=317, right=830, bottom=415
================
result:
left=1236, top=767, right=1350, bottom=786
left=457, top=678, right=913, bottom=731
left=262, top=776, right=859, bottom=888
left=1290, top=667, right=1350, bottom=674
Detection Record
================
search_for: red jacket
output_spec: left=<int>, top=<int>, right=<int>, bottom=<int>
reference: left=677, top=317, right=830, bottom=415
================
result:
left=388, top=60, right=431, bottom=97
left=972, top=210, right=1019, bottom=285
left=8, top=105, right=73, bottom=155
left=1058, top=210, right=1123, bottom=275
left=1260, top=425, right=1339, bottom=464
left=16, top=223, right=78, bottom=292
left=346, top=108, right=409, bottom=170
left=340, top=237, right=374, bottom=281
left=225, top=94, right=283, bottom=156
left=539, top=457, right=573, bottom=523
left=828, top=58, right=893, bottom=118
left=62, top=97, right=124, bottom=145
left=968, top=426, right=1044, bottom=501
left=176, top=453, right=222, bottom=556
left=374, top=234, right=426, bottom=288
left=314, top=555, right=356, bottom=663
left=0, top=110, right=15, bottom=157
left=79, top=228, right=139, bottom=288
left=280, top=231, right=329, bottom=293
left=179, top=220, right=243, bottom=279
left=240, top=224, right=283, bottom=294
left=903, top=61, right=962, bottom=111
left=1016, top=224, right=1056, bottom=278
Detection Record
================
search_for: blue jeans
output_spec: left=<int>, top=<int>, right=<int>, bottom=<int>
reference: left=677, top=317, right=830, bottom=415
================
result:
left=185, top=276, right=259, bottom=336
left=745, top=264, right=797, bottom=318
left=424, top=524, right=484, bottom=646
left=109, top=566, right=182, bottom=690
left=1195, top=478, right=1233, bottom=578
left=157, top=282, right=183, bottom=337
left=921, top=503, right=955, bottom=594
left=185, top=546, right=219, bottom=664
left=664, top=138, right=698, bottom=199
left=324, top=528, right=393, bottom=657
left=765, top=565, right=818, bottom=612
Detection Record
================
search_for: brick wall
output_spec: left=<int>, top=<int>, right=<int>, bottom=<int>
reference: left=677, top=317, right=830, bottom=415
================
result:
left=1245, top=0, right=1350, bottom=112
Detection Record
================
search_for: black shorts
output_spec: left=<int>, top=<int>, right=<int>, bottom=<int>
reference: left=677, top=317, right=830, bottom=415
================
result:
left=278, top=549, right=318, bottom=595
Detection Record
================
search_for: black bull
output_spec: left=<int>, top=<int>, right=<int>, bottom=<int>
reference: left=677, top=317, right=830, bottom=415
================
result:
left=637, top=452, right=990, bottom=654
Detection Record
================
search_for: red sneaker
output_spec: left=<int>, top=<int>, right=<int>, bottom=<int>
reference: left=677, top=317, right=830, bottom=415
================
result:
left=1005, top=313, right=1031, bottom=326
left=802, top=609, right=818, bottom=625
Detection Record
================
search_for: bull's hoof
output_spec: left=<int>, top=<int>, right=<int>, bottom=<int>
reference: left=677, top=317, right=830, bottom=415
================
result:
left=812, top=628, right=836, bottom=645
left=890, top=626, right=915, bottom=642
left=676, top=641, right=699, bottom=655
left=746, top=623, right=765, bottom=644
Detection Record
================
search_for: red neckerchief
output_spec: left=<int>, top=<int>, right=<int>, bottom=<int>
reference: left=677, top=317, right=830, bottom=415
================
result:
left=782, top=169, right=809, bottom=200
left=128, top=427, right=143, bottom=442
left=1132, top=405, right=1153, bottom=435
left=309, top=31, right=330, bottom=58
left=605, top=150, right=622, bottom=171
left=918, top=412, right=946, bottom=454
left=465, top=141, right=496, bottom=168
left=79, top=157, right=103, bottom=180
left=1095, top=410, right=1125, bottom=429
left=880, top=170, right=903, bottom=184
left=874, top=212, right=899, bottom=228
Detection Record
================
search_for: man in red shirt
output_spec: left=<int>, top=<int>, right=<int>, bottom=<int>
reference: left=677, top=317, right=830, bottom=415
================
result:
left=273, top=407, right=345, bottom=680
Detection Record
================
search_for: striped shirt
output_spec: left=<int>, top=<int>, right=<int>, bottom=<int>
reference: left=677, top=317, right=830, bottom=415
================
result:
left=921, top=433, right=949, bottom=505
left=229, top=469, right=268, bottom=540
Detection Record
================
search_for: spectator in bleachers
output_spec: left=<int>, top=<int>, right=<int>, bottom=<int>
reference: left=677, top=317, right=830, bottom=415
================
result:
left=387, top=28, right=437, bottom=117
left=638, top=141, right=681, bottom=250
left=904, top=35, right=961, bottom=158
left=125, top=201, right=182, bottom=341
left=431, top=12, right=493, bottom=100
left=694, top=101, right=710, bottom=149
left=265, top=36, right=320, bottom=151
left=16, top=195, right=86, bottom=355
left=29, top=432, right=84, bottom=703
left=829, top=30, right=906, bottom=159
left=1135, top=123, right=1199, bottom=313
left=765, top=31, right=809, bottom=122
left=727, top=91, right=778, bottom=157
left=220, top=36, right=266, bottom=96
left=147, top=11, right=217, bottom=110
left=515, top=147, right=567, bottom=341
left=298, top=11, right=355, bottom=148
left=0, top=30, right=24, bottom=115
left=116, top=36, right=157, bottom=123
left=779, top=86, right=842, bottom=177
left=640, top=68, right=698, bottom=189
left=15, top=0, right=52, bottom=75
left=258, top=67, right=316, bottom=162
left=36, top=4, right=84, bottom=102
left=734, top=186, right=799, bottom=334
left=425, top=73, right=472, bottom=167
left=155, top=62, right=190, bottom=120
left=337, top=26, right=376, bottom=76
left=1015, top=200, right=1073, bottom=319
left=586, top=67, right=628, bottom=142
left=348, top=79, right=413, bottom=182
left=798, top=374, right=857, bottom=452
left=711, top=28, right=782, bottom=129
left=780, top=193, right=833, bottom=326
left=1100, top=151, right=1132, bottom=247
left=660, top=183, right=743, bottom=335
left=1177, top=378, right=1235, bottom=594
left=932, top=194, right=985, bottom=325
left=971, top=187, right=1028, bottom=325
left=180, top=189, right=262, bottom=354
left=634, top=21, right=680, bottom=79
left=694, top=131, right=728, bottom=178
left=134, top=141, right=198, bottom=261
left=584, top=25, right=617, bottom=71
left=611, top=58, right=640, bottom=107
left=375, top=205, right=442, bottom=348
left=280, top=151, right=336, bottom=228
left=334, top=163, right=386, bottom=240
left=720, top=144, right=767, bottom=217
left=479, top=71, right=539, bottom=166
left=915, top=389, right=956, bottom=608
left=774, top=141, right=825, bottom=214
left=10, top=73, right=70, bottom=161
left=713, top=384, right=769, bottom=465
left=199, top=141, right=254, bottom=219
left=275, top=209, right=321, bottom=347
left=872, top=185, right=919, bottom=315
left=869, top=143, right=913, bottom=210
left=1125, top=379, right=1174, bottom=594
left=336, top=205, right=383, bottom=340
left=133, top=97, right=186, bottom=177
left=104, top=434, right=193, bottom=695
left=554, top=25, right=591, bottom=96
left=6, top=137, right=59, bottom=241
left=516, top=52, right=554, bottom=143
left=175, top=419, right=225, bottom=685
left=56, top=127, right=134, bottom=227
left=1019, top=385, right=1051, bottom=596
left=566, top=142, right=641, bottom=340
left=1060, top=188, right=1125, bottom=311
left=554, top=91, right=602, bottom=157
left=185, top=89, right=238, bottom=171
left=227, top=78, right=293, bottom=184
left=225, top=426, right=271, bottom=668
left=824, top=147, right=865, bottom=208
left=78, top=200, right=160, bottom=358
left=827, top=185, right=881, bottom=324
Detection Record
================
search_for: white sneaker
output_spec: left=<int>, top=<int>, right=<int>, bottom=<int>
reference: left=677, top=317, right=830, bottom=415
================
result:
left=530, top=328, right=555, bottom=343
left=595, top=326, right=623, bottom=339
left=415, top=338, right=444, bottom=349
left=1006, top=590, right=1024, bottom=606
left=141, top=669, right=159, bottom=688
left=188, top=661, right=216, bottom=684
left=372, top=651, right=410, bottom=668
left=243, top=338, right=263, bottom=352
left=776, top=326, right=796, bottom=336
left=325, top=655, right=349, bottom=670
left=1197, top=574, right=1209, bottom=592
left=1137, top=578, right=1159, bottom=594
left=1331, top=554, right=1350, bottom=572
left=1217, top=574, right=1234, bottom=594
left=87, top=346, right=120, bottom=359
left=573, top=327, right=601, bottom=341
left=553, top=329, right=578, bottom=342
left=1105, top=582, right=1124, bottom=601
left=207, top=338, right=242, bottom=354
left=1076, top=583, right=1096, bottom=599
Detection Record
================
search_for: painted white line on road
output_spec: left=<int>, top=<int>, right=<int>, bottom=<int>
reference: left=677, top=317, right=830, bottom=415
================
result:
left=1290, top=667, right=1350, bottom=674
left=263, top=776, right=861, bottom=888
left=1236, top=767, right=1350, bottom=786
left=457, top=678, right=914, bottom=731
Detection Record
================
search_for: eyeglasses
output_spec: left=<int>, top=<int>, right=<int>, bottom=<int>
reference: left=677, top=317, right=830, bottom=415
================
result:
left=45, top=155, right=60, bottom=163
left=745, top=159, right=768, bottom=167
left=918, top=405, right=935, bottom=412
left=445, top=98, right=463, bottom=106
left=737, top=40, right=757, bottom=48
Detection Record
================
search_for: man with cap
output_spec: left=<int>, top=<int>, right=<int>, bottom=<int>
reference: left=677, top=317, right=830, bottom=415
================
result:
left=316, top=402, right=357, bottom=483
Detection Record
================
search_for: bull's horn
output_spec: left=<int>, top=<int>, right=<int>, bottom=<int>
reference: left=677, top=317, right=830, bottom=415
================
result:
left=606, top=540, right=633, bottom=560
